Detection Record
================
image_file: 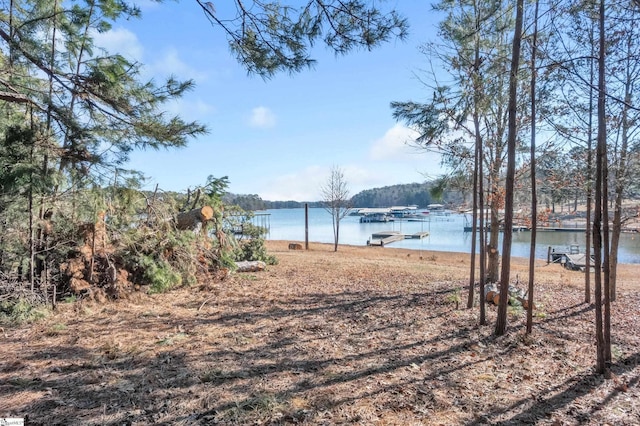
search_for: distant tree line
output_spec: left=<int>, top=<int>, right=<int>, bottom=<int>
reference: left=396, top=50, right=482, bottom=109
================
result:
left=222, top=194, right=325, bottom=211
left=351, top=182, right=465, bottom=208
left=223, top=182, right=467, bottom=211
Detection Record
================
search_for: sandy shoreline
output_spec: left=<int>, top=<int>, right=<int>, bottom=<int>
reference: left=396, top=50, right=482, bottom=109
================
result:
left=267, top=240, right=640, bottom=291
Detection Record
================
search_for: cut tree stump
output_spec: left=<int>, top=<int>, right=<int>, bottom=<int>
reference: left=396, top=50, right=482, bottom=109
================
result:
left=492, top=293, right=501, bottom=305
left=484, top=284, right=498, bottom=303
left=176, top=206, right=214, bottom=230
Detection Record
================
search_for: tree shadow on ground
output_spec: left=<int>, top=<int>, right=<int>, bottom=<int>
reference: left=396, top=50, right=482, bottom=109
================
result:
left=2, top=280, right=639, bottom=425
left=469, top=352, right=640, bottom=425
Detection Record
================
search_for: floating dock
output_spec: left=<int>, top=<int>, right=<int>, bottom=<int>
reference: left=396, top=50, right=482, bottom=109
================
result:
left=547, top=245, right=594, bottom=271
left=564, top=253, right=595, bottom=271
left=367, top=231, right=430, bottom=246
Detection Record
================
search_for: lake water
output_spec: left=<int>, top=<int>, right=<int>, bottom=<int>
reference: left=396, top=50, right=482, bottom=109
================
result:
left=259, top=208, right=640, bottom=264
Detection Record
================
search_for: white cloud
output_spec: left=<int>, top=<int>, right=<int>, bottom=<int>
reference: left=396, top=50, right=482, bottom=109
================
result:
left=150, top=48, right=208, bottom=82
left=368, top=124, right=445, bottom=181
left=252, top=124, right=448, bottom=201
left=369, top=123, right=422, bottom=161
left=92, top=28, right=143, bottom=62
left=164, top=98, right=216, bottom=120
left=258, top=165, right=325, bottom=201
left=249, top=106, right=276, bottom=128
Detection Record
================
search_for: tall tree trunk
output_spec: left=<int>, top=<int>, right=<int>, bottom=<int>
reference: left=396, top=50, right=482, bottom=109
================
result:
left=479, top=132, right=487, bottom=325
left=29, top=110, right=36, bottom=291
left=468, top=5, right=484, bottom=310
left=468, top=141, right=479, bottom=309
left=496, top=0, right=524, bottom=336
left=610, top=33, right=632, bottom=303
left=527, top=0, right=540, bottom=335
left=593, top=0, right=608, bottom=375
left=600, top=6, right=612, bottom=373
left=585, top=21, right=595, bottom=304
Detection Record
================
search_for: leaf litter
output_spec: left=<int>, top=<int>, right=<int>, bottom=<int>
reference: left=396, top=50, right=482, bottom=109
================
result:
left=0, top=240, right=638, bottom=425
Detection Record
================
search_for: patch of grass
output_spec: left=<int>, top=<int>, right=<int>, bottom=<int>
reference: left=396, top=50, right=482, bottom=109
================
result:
left=446, top=287, right=462, bottom=309
left=46, top=323, right=67, bottom=336
left=63, top=295, right=77, bottom=303
left=535, top=304, right=547, bottom=319
left=508, top=303, right=524, bottom=319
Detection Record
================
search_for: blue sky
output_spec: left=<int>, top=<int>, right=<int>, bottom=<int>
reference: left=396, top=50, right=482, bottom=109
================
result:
left=97, top=1, right=447, bottom=201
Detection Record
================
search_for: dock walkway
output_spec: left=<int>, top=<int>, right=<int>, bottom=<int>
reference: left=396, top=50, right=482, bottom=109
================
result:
left=547, top=245, right=594, bottom=271
left=367, top=231, right=430, bottom=246
left=564, top=253, right=595, bottom=271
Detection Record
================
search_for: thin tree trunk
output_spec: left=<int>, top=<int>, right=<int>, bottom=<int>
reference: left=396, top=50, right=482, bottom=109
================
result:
left=488, top=200, right=500, bottom=283
left=496, top=0, right=524, bottom=336
left=29, top=118, right=35, bottom=291
left=467, top=5, right=483, bottom=309
left=585, top=22, right=595, bottom=304
left=610, top=33, right=632, bottom=304
left=334, top=216, right=339, bottom=252
left=479, top=137, right=486, bottom=325
left=527, top=0, right=540, bottom=335
left=468, top=155, right=478, bottom=309
left=593, top=0, right=607, bottom=375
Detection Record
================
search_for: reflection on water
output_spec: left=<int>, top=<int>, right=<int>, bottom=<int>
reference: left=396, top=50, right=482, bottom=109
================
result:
left=261, top=208, right=640, bottom=264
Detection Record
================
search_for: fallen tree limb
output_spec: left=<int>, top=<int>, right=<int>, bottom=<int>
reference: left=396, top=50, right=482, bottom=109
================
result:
left=235, top=260, right=266, bottom=272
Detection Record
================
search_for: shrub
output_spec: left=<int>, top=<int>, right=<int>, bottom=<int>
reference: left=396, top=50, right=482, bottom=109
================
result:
left=232, top=223, right=277, bottom=265
left=0, top=299, right=48, bottom=325
left=139, top=256, right=183, bottom=294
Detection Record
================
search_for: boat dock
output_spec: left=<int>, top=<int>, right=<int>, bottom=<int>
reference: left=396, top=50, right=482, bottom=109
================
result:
left=547, top=245, right=594, bottom=271
left=367, top=231, right=430, bottom=246
left=564, top=253, right=595, bottom=271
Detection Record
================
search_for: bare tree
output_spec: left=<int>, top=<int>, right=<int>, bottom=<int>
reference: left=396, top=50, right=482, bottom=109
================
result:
left=320, top=166, right=351, bottom=252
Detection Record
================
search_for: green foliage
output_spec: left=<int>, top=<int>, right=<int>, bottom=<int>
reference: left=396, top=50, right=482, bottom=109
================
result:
left=223, top=193, right=267, bottom=211
left=120, top=215, right=199, bottom=292
left=231, top=223, right=277, bottom=265
left=198, top=1, right=408, bottom=77
left=446, top=287, right=462, bottom=309
left=138, top=255, right=183, bottom=294
left=351, top=182, right=435, bottom=207
left=63, top=295, right=77, bottom=303
left=0, top=299, right=48, bottom=325
left=0, top=0, right=206, bottom=303
left=507, top=302, right=524, bottom=319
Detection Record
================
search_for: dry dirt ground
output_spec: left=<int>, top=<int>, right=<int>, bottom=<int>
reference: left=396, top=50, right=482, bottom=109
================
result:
left=1, top=241, right=639, bottom=425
